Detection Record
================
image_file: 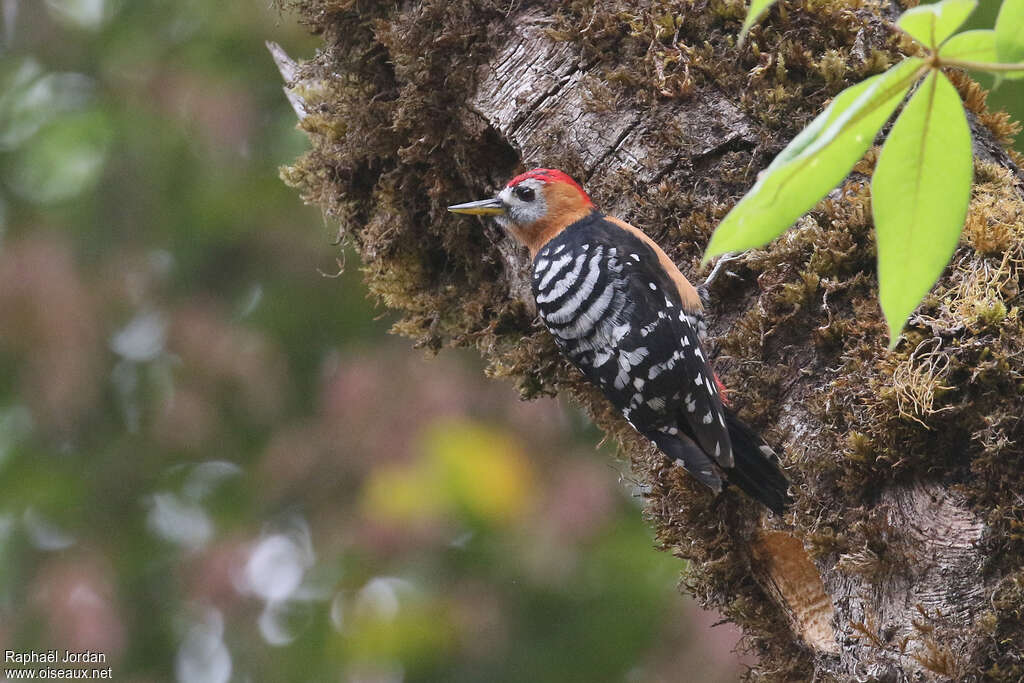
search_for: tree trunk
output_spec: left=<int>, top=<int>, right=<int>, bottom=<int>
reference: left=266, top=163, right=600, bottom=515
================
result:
left=277, top=0, right=1024, bottom=679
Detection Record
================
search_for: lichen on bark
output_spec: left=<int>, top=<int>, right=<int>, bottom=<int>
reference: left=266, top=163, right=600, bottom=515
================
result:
left=277, top=0, right=1024, bottom=678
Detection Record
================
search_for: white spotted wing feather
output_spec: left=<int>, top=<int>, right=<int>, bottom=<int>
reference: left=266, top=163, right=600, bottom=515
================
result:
left=531, top=214, right=734, bottom=488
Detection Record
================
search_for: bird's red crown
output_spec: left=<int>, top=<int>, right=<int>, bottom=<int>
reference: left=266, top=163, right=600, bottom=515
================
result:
left=507, top=168, right=594, bottom=207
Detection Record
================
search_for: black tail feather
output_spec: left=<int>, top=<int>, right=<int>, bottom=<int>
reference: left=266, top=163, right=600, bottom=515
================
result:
left=722, top=408, right=791, bottom=514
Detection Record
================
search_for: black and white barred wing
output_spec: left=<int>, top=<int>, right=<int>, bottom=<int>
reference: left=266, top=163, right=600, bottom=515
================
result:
left=531, top=226, right=733, bottom=483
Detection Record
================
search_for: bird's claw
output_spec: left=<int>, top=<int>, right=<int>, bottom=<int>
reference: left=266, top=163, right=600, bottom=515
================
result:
left=698, top=252, right=743, bottom=303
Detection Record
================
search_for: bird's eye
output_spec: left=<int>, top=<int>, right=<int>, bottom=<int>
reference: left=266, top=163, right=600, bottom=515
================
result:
left=515, top=185, right=535, bottom=202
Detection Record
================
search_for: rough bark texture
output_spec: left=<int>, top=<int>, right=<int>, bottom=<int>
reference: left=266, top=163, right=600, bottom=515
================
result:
left=277, top=0, right=1024, bottom=679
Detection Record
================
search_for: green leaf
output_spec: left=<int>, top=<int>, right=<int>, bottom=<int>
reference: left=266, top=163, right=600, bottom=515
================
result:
left=872, top=71, right=973, bottom=348
left=995, top=0, right=1024, bottom=80
left=897, top=0, right=977, bottom=49
left=938, top=29, right=998, bottom=63
left=0, top=59, right=93, bottom=151
left=703, top=58, right=924, bottom=262
left=6, top=110, right=112, bottom=205
left=738, top=0, right=778, bottom=46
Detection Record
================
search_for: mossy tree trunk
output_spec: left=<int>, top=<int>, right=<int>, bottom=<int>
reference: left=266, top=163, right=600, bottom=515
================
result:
left=278, top=0, right=1024, bottom=679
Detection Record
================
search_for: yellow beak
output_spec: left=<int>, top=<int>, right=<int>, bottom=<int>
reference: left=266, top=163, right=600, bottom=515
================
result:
left=447, top=197, right=505, bottom=216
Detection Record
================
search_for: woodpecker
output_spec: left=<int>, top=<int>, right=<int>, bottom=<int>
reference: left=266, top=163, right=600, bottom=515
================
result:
left=449, top=168, right=790, bottom=513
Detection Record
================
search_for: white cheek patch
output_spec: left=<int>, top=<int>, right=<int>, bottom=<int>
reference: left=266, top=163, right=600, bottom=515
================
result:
left=513, top=195, right=547, bottom=225
left=506, top=178, right=548, bottom=226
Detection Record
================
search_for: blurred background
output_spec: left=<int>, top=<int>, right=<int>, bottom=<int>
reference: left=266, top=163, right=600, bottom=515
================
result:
left=0, top=1, right=753, bottom=681
left=0, top=2, right=1019, bottom=682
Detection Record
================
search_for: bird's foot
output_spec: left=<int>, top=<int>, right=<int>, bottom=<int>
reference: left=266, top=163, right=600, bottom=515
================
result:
left=698, top=252, right=744, bottom=303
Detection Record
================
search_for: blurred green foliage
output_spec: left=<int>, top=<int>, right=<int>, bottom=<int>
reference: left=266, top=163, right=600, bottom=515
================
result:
left=0, top=2, right=744, bottom=682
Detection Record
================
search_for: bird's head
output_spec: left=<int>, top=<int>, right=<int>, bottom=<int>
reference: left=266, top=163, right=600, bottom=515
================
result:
left=448, top=168, right=595, bottom=255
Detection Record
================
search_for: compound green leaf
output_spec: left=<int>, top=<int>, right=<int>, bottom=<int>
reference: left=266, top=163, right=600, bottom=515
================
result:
left=995, top=0, right=1024, bottom=80
left=938, top=29, right=998, bottom=63
left=873, top=71, right=973, bottom=348
left=738, top=0, right=778, bottom=46
left=897, top=0, right=977, bottom=48
left=704, top=58, right=923, bottom=262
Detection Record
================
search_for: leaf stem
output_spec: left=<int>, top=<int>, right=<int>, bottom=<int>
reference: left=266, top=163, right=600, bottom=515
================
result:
left=939, top=58, right=1024, bottom=72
